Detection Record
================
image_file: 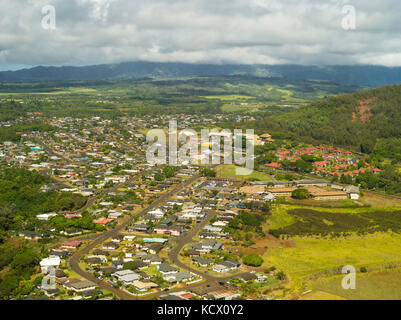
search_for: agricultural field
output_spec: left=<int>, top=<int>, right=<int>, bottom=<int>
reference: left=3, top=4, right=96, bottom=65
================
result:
left=202, top=94, right=254, bottom=101
left=0, top=76, right=363, bottom=120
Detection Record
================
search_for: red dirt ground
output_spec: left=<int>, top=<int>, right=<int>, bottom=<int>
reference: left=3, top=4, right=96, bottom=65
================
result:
left=225, top=234, right=295, bottom=256
left=352, top=97, right=375, bottom=123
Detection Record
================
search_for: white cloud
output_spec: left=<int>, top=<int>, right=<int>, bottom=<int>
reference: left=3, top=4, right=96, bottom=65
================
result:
left=0, top=0, right=400, bottom=67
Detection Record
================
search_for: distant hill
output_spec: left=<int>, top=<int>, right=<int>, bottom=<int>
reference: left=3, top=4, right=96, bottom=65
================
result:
left=273, top=84, right=401, bottom=157
left=1, top=61, right=401, bottom=86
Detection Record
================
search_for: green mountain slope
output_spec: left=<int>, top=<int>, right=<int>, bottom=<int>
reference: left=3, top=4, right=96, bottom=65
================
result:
left=274, top=84, right=401, bottom=158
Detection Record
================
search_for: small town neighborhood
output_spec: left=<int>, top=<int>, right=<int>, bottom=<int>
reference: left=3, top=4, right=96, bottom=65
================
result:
left=0, top=111, right=391, bottom=301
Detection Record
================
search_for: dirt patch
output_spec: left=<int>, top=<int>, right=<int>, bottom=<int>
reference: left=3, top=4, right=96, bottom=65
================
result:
left=225, top=234, right=295, bottom=255
left=352, top=97, right=375, bottom=123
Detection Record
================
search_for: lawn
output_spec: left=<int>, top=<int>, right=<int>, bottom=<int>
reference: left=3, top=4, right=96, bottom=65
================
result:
left=216, top=164, right=273, bottom=181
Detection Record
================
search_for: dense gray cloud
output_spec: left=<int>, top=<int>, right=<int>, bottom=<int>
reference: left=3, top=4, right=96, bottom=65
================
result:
left=0, top=0, right=400, bottom=68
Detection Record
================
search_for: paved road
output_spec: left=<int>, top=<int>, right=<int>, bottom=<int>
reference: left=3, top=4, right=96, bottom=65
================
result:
left=32, top=134, right=71, bottom=163
left=167, top=212, right=250, bottom=285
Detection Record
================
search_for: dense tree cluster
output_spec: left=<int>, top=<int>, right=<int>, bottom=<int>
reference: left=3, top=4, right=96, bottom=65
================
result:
left=0, top=242, right=44, bottom=299
left=201, top=168, right=216, bottom=177
left=154, top=166, right=180, bottom=181
left=291, top=188, right=311, bottom=199
left=0, top=122, right=54, bottom=143
left=242, top=253, right=264, bottom=267
left=0, top=167, right=86, bottom=232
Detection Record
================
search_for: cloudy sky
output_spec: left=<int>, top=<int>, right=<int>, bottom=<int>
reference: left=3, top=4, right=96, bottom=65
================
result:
left=0, top=0, right=400, bottom=71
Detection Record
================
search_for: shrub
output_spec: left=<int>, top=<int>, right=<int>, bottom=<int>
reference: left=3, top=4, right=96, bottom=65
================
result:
left=242, top=254, right=264, bottom=267
left=360, top=266, right=368, bottom=273
left=291, top=188, right=311, bottom=199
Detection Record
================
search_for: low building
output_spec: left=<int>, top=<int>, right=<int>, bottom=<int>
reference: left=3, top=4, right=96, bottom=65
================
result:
left=206, top=289, right=241, bottom=300
left=102, top=241, right=119, bottom=250
left=164, top=272, right=196, bottom=283
left=69, top=280, right=97, bottom=293
left=157, top=263, right=178, bottom=275
left=60, top=240, right=82, bottom=250
left=192, top=240, right=223, bottom=253
left=192, top=256, right=214, bottom=267
left=130, top=224, right=152, bottom=233
left=37, top=213, right=58, bottom=221
left=267, top=187, right=297, bottom=197
left=153, top=225, right=182, bottom=236
left=132, top=281, right=158, bottom=292
left=112, top=270, right=140, bottom=284
left=212, top=259, right=240, bottom=273
left=307, top=187, right=348, bottom=200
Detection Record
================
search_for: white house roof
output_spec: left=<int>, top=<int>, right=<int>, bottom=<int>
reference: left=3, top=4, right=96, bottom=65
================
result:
left=149, top=209, right=165, bottom=216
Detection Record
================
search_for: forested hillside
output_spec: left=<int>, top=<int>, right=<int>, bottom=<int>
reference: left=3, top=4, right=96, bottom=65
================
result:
left=274, top=84, right=401, bottom=159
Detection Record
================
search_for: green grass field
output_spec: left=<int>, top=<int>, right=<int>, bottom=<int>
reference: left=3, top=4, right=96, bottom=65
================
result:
left=298, top=290, right=346, bottom=300
left=262, top=203, right=401, bottom=298
left=216, top=164, right=273, bottom=181
left=263, top=232, right=401, bottom=279
left=312, top=269, right=401, bottom=300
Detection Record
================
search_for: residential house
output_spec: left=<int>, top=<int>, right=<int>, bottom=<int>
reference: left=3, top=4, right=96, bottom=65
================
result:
left=206, top=289, right=241, bottom=300
left=132, top=281, right=158, bottom=292
left=60, top=240, right=82, bottom=250
left=69, top=280, right=97, bottom=293
left=157, top=263, right=178, bottom=275
left=192, top=256, right=214, bottom=267
left=111, top=260, right=124, bottom=270
left=112, top=270, right=140, bottom=284
left=103, top=242, right=119, bottom=250
left=148, top=243, right=163, bottom=254
left=164, top=272, right=196, bottom=283
left=212, top=259, right=240, bottom=273
left=130, top=224, right=152, bottom=233
left=141, top=254, right=163, bottom=265
left=192, top=240, right=223, bottom=253
left=153, top=225, right=182, bottom=237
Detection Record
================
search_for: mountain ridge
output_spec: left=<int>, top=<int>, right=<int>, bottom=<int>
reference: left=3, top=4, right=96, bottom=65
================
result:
left=1, top=61, right=401, bottom=86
